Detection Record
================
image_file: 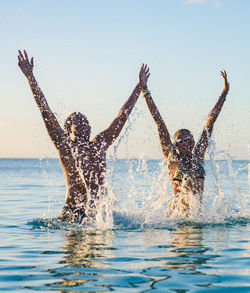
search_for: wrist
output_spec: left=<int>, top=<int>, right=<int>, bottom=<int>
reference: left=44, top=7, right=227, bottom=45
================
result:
left=137, top=82, right=144, bottom=90
left=223, top=84, right=229, bottom=93
left=27, top=73, right=34, bottom=82
left=138, top=83, right=148, bottom=92
left=143, top=88, right=151, bottom=97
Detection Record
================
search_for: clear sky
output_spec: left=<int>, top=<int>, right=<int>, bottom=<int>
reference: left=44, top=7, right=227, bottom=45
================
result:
left=1, top=0, right=250, bottom=159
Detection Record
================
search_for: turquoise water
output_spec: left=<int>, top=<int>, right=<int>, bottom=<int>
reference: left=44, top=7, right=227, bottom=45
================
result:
left=0, top=158, right=250, bottom=292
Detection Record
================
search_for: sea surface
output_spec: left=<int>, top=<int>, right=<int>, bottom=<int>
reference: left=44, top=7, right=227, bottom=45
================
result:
left=0, top=158, right=250, bottom=292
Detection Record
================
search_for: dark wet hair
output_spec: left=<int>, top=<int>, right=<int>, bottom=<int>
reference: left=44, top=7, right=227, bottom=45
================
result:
left=64, top=112, right=77, bottom=132
left=64, top=112, right=89, bottom=132
left=174, top=129, right=193, bottom=141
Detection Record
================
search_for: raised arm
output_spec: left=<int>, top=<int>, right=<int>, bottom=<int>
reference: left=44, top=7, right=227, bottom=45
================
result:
left=18, top=50, right=65, bottom=150
left=94, top=64, right=150, bottom=147
left=142, top=86, right=173, bottom=159
left=194, top=71, right=229, bottom=162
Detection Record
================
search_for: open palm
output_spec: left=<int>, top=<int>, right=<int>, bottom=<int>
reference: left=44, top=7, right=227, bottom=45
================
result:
left=18, top=50, right=34, bottom=78
left=139, top=64, right=150, bottom=89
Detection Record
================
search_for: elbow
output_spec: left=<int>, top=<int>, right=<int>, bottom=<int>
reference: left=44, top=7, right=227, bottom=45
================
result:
left=204, top=124, right=213, bottom=137
left=118, top=109, right=128, bottom=119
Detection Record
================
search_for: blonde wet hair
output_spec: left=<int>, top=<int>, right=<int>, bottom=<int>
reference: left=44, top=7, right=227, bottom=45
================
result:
left=174, top=129, right=193, bottom=141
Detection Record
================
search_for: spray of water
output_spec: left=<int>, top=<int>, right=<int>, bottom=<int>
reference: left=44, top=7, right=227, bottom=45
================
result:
left=39, top=105, right=249, bottom=230
left=106, top=122, right=249, bottom=229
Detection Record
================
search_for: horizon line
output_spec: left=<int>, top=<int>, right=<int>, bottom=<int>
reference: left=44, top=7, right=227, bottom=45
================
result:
left=0, top=157, right=248, bottom=162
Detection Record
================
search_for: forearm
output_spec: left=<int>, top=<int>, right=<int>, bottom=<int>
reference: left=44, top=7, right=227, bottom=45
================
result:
left=117, top=83, right=142, bottom=120
left=27, top=74, right=50, bottom=113
left=26, top=74, right=64, bottom=146
left=143, top=88, right=172, bottom=153
left=206, top=82, right=229, bottom=134
left=143, top=90, right=165, bottom=127
left=96, top=83, right=142, bottom=146
left=27, top=74, right=60, bottom=128
left=195, top=81, right=229, bottom=161
left=18, top=51, right=64, bottom=148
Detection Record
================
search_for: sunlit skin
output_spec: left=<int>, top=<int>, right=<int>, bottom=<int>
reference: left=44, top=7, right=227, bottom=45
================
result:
left=18, top=50, right=150, bottom=213
left=142, top=69, right=229, bottom=215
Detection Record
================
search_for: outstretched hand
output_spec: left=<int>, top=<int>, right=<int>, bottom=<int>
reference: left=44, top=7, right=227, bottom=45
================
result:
left=220, top=70, right=229, bottom=91
left=139, top=64, right=150, bottom=89
left=18, top=50, right=34, bottom=78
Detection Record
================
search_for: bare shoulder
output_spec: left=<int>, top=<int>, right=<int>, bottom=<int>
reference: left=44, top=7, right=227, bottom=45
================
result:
left=57, top=134, right=74, bottom=162
left=167, top=148, right=179, bottom=162
left=91, top=133, right=109, bottom=151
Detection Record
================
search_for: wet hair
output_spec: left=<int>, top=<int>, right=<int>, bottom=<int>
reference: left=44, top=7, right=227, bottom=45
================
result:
left=64, top=112, right=77, bottom=132
left=64, top=112, right=89, bottom=132
left=174, top=129, right=193, bottom=141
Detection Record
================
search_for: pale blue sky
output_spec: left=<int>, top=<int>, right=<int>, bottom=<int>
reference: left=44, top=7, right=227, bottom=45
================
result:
left=1, top=0, right=249, bottom=159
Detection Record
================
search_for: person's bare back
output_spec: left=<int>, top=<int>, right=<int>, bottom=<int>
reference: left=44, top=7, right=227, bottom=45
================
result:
left=18, top=50, right=150, bottom=223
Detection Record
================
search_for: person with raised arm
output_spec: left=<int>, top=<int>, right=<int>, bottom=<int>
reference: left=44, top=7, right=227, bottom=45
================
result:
left=18, top=50, right=150, bottom=223
left=142, top=69, right=229, bottom=217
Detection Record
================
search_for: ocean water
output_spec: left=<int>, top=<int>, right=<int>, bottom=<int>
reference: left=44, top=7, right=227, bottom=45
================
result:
left=0, top=158, right=249, bottom=292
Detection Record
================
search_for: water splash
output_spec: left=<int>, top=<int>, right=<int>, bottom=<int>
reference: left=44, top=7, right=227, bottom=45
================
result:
left=36, top=108, right=249, bottom=230
left=107, top=132, right=249, bottom=229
